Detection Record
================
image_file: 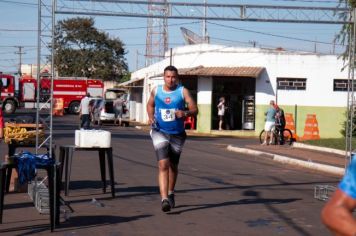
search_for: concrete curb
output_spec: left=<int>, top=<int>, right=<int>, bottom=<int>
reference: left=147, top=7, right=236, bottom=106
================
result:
left=226, top=146, right=273, bottom=158
left=227, top=145, right=344, bottom=176
left=292, top=142, right=347, bottom=156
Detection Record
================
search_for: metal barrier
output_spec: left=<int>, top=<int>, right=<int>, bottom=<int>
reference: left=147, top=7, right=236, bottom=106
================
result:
left=314, top=185, right=336, bottom=201
left=28, top=179, right=50, bottom=214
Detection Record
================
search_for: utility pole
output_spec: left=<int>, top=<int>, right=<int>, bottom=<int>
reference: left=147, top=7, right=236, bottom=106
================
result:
left=332, top=34, right=336, bottom=54
left=14, top=46, right=25, bottom=76
left=136, top=50, right=139, bottom=71
left=249, top=40, right=257, bottom=47
left=314, top=37, right=317, bottom=53
left=145, top=0, right=168, bottom=66
left=202, top=0, right=208, bottom=43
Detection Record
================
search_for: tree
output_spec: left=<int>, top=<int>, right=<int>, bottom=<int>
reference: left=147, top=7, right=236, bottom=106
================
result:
left=340, top=110, right=356, bottom=137
left=337, top=1, right=356, bottom=62
left=121, top=72, right=131, bottom=83
left=54, top=17, right=128, bottom=81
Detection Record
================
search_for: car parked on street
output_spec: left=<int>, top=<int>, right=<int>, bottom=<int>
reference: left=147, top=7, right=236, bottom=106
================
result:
left=90, top=98, right=129, bottom=126
left=91, top=99, right=114, bottom=125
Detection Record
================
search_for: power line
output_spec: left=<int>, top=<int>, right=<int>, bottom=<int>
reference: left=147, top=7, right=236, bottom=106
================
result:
left=0, top=21, right=200, bottom=32
left=0, top=0, right=36, bottom=6
left=0, top=45, right=36, bottom=48
left=103, top=21, right=200, bottom=31
left=210, top=36, right=344, bottom=55
left=0, top=28, right=37, bottom=32
left=208, top=21, right=343, bottom=46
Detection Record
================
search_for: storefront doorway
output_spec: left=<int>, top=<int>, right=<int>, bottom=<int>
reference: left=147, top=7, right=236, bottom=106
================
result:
left=212, top=77, right=256, bottom=130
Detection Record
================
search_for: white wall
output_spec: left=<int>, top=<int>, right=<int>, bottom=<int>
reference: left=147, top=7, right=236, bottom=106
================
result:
left=197, top=76, right=213, bottom=105
left=130, top=44, right=349, bottom=123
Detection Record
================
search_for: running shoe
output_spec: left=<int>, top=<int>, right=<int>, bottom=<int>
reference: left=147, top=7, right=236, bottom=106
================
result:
left=161, top=199, right=171, bottom=212
left=168, top=193, right=175, bottom=208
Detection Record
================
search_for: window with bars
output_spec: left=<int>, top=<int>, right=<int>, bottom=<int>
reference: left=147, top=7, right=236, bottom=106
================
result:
left=333, top=79, right=356, bottom=91
left=277, top=78, right=307, bottom=90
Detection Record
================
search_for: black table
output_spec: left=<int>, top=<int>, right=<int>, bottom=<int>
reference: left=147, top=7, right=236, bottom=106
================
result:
left=0, top=161, right=61, bottom=232
left=6, top=142, right=54, bottom=193
left=59, top=145, right=115, bottom=198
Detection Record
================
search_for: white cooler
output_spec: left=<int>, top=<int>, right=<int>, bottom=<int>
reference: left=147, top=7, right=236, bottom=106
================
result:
left=75, top=130, right=111, bottom=148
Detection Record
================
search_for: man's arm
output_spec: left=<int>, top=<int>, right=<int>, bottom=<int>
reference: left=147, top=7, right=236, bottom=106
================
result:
left=78, top=100, right=83, bottom=116
left=321, top=189, right=356, bottom=235
left=146, top=87, right=156, bottom=125
left=176, top=88, right=198, bottom=119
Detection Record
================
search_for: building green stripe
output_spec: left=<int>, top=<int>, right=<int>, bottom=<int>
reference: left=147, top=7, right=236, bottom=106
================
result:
left=196, top=103, right=346, bottom=138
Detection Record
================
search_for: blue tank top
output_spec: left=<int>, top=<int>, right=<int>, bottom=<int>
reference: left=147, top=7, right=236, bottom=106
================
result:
left=154, top=84, right=185, bottom=134
left=339, top=155, right=356, bottom=199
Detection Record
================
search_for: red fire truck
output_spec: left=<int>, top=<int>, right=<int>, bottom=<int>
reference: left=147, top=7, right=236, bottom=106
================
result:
left=0, top=73, right=104, bottom=114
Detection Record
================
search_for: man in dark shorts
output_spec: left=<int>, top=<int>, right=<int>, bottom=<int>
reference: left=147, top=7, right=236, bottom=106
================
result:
left=146, top=65, right=198, bottom=212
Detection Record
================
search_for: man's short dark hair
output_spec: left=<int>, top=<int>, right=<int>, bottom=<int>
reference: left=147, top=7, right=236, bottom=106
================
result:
left=164, top=65, right=178, bottom=75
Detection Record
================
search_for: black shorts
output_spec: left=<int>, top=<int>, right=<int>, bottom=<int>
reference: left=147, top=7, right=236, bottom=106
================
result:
left=150, top=129, right=187, bottom=165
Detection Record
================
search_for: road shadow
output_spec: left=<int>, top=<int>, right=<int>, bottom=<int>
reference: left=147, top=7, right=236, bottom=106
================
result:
left=0, top=214, right=152, bottom=235
left=242, top=190, right=312, bottom=236
left=113, top=185, right=158, bottom=199
left=57, top=214, right=152, bottom=231
left=66, top=180, right=113, bottom=191
left=169, top=197, right=300, bottom=215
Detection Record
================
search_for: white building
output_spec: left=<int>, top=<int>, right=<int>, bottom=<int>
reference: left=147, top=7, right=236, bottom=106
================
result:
left=124, top=44, right=350, bottom=138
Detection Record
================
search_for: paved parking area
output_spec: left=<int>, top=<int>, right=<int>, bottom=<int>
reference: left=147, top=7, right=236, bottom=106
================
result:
left=0, top=111, right=340, bottom=235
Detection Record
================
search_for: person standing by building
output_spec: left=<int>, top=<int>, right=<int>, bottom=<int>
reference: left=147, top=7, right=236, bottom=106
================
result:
left=262, top=100, right=276, bottom=145
left=79, top=93, right=91, bottom=129
left=146, top=65, right=198, bottom=212
left=274, top=104, right=286, bottom=145
left=113, top=95, right=124, bottom=126
left=217, top=97, right=225, bottom=130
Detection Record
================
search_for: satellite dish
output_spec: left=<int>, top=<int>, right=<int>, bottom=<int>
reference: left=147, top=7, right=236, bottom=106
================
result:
left=180, top=27, right=206, bottom=45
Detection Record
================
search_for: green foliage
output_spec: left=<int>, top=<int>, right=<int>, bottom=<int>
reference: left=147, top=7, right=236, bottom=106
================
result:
left=337, top=1, right=356, bottom=63
left=54, top=17, right=128, bottom=81
left=340, top=110, right=356, bottom=137
left=120, top=72, right=131, bottom=83
left=301, top=138, right=350, bottom=150
left=348, top=0, right=356, bottom=7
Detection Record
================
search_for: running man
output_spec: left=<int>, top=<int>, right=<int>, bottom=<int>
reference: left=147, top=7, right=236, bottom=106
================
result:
left=146, top=65, right=198, bottom=212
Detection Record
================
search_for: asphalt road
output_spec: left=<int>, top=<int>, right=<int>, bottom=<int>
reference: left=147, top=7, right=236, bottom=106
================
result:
left=0, top=110, right=339, bottom=235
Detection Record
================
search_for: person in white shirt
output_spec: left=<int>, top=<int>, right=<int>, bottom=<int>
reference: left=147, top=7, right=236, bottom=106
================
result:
left=79, top=93, right=91, bottom=129
left=217, top=97, right=225, bottom=130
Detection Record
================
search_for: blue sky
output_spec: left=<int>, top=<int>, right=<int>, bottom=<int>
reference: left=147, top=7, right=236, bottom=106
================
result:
left=0, top=0, right=347, bottom=74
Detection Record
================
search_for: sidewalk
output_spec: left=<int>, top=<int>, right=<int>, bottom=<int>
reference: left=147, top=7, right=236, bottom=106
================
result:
left=135, top=125, right=348, bottom=176
left=227, top=142, right=347, bottom=176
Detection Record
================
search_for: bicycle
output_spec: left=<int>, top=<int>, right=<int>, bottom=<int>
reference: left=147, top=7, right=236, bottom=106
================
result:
left=259, top=125, right=294, bottom=145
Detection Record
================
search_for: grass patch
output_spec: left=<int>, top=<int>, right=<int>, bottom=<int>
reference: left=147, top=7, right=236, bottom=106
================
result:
left=301, top=138, right=356, bottom=151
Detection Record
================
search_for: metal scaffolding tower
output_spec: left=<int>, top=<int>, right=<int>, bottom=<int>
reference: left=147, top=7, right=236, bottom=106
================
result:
left=345, top=9, right=356, bottom=168
left=55, top=1, right=350, bottom=24
left=145, top=0, right=168, bottom=66
left=37, top=0, right=55, bottom=157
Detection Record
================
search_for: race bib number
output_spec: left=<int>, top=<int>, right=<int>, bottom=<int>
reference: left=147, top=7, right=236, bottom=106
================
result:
left=160, top=109, right=176, bottom=122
